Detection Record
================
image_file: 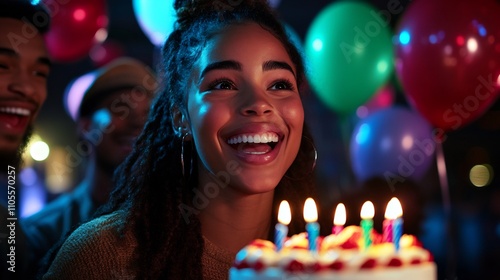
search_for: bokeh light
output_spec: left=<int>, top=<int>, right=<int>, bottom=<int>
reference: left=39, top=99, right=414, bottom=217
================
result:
left=30, top=141, right=50, bottom=161
left=469, top=164, right=493, bottom=187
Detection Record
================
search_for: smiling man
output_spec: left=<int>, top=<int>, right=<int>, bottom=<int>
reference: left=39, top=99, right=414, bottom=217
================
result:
left=0, top=0, right=51, bottom=170
left=0, top=1, right=51, bottom=279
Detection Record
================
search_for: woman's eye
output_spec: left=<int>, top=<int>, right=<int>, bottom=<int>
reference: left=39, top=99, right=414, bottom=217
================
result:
left=270, top=80, right=295, bottom=91
left=215, top=81, right=233, bottom=90
left=209, top=79, right=236, bottom=90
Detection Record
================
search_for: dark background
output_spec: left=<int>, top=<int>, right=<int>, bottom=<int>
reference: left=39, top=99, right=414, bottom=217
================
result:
left=31, top=1, right=500, bottom=279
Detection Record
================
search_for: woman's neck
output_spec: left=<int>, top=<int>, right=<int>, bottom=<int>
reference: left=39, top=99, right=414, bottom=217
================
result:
left=198, top=188, right=274, bottom=254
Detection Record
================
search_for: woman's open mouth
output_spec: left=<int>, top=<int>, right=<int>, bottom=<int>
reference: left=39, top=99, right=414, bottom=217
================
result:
left=227, top=132, right=280, bottom=154
left=226, top=132, right=282, bottom=165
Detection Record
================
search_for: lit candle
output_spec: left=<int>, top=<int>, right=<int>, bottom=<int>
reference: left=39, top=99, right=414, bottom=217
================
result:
left=360, top=201, right=375, bottom=250
left=304, top=197, right=320, bottom=252
left=383, top=198, right=399, bottom=243
left=392, top=198, right=403, bottom=251
left=274, top=200, right=291, bottom=251
left=332, top=203, right=346, bottom=235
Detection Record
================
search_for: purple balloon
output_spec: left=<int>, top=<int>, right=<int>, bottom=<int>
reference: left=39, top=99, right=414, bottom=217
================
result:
left=350, top=107, right=435, bottom=184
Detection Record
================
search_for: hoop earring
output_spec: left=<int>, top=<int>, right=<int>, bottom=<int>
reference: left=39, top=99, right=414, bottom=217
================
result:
left=181, top=133, right=193, bottom=179
left=285, top=135, right=318, bottom=181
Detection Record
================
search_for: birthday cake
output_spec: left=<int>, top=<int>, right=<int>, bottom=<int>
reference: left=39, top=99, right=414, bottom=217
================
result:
left=229, top=225, right=436, bottom=280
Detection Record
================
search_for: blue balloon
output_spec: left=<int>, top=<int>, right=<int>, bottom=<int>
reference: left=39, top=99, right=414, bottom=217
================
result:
left=350, top=106, right=435, bottom=183
left=133, top=0, right=176, bottom=46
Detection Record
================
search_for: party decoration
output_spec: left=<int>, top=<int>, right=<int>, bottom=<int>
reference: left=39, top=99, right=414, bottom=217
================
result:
left=305, top=1, right=394, bottom=115
left=43, top=0, right=108, bottom=62
left=133, top=0, right=176, bottom=46
left=395, top=0, right=500, bottom=131
left=350, top=107, right=434, bottom=183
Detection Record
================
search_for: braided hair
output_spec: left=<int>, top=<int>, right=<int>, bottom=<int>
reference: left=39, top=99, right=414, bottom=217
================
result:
left=96, top=0, right=315, bottom=279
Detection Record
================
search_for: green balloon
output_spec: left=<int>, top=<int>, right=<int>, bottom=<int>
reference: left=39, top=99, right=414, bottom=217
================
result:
left=305, top=1, right=394, bottom=115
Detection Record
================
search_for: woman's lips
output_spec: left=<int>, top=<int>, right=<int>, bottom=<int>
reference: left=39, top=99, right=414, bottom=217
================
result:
left=226, top=136, right=282, bottom=165
left=223, top=123, right=286, bottom=165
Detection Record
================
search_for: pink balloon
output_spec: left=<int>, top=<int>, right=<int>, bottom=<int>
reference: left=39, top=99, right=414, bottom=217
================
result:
left=395, top=0, right=500, bottom=131
left=356, top=84, right=395, bottom=119
left=43, top=0, right=108, bottom=62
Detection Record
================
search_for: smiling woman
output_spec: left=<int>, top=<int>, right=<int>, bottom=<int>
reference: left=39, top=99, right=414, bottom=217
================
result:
left=188, top=22, right=304, bottom=195
left=42, top=1, right=317, bottom=279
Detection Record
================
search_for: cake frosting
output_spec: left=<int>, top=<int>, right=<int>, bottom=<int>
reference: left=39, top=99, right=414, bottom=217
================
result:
left=229, top=225, right=436, bottom=280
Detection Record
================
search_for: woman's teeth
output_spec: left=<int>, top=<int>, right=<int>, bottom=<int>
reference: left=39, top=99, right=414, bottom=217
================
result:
left=227, top=133, right=279, bottom=145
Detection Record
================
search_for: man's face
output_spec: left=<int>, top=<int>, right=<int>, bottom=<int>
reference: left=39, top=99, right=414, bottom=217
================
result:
left=0, top=18, right=50, bottom=166
left=80, top=88, right=152, bottom=173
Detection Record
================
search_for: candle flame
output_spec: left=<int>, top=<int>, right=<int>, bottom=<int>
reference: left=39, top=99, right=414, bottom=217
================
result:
left=360, top=201, right=375, bottom=219
left=303, top=197, right=318, bottom=223
left=384, top=197, right=403, bottom=219
left=333, top=203, right=346, bottom=226
left=278, top=200, right=291, bottom=225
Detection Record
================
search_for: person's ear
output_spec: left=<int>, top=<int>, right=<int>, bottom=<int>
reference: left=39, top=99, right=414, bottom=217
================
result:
left=172, top=106, right=191, bottom=139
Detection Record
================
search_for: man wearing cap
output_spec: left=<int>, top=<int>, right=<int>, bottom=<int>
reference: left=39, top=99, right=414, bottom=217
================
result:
left=1, top=0, right=51, bottom=279
left=21, top=57, right=157, bottom=278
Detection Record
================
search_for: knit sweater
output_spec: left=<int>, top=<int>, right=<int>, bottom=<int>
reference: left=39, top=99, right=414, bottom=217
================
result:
left=43, top=210, right=235, bottom=280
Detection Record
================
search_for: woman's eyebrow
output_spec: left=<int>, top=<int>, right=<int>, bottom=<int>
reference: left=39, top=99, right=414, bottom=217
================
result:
left=200, top=60, right=241, bottom=79
left=199, top=60, right=295, bottom=80
left=262, top=60, right=295, bottom=77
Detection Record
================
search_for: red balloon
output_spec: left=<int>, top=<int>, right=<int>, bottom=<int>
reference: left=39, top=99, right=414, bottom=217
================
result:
left=43, top=0, right=108, bottom=62
left=395, top=0, right=500, bottom=131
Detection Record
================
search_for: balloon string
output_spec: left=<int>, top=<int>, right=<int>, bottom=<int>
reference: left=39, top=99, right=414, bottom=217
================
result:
left=436, top=140, right=457, bottom=279
left=436, top=141, right=451, bottom=214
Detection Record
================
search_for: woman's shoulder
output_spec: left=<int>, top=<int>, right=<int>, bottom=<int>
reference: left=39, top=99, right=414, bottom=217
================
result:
left=66, top=209, right=136, bottom=253
left=43, top=210, right=137, bottom=279
left=77, top=209, right=128, bottom=238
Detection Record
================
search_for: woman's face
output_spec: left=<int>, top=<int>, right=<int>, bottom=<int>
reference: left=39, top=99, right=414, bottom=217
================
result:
left=186, top=22, right=304, bottom=195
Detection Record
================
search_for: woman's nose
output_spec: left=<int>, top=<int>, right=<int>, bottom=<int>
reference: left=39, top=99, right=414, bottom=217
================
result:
left=239, top=88, right=274, bottom=116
